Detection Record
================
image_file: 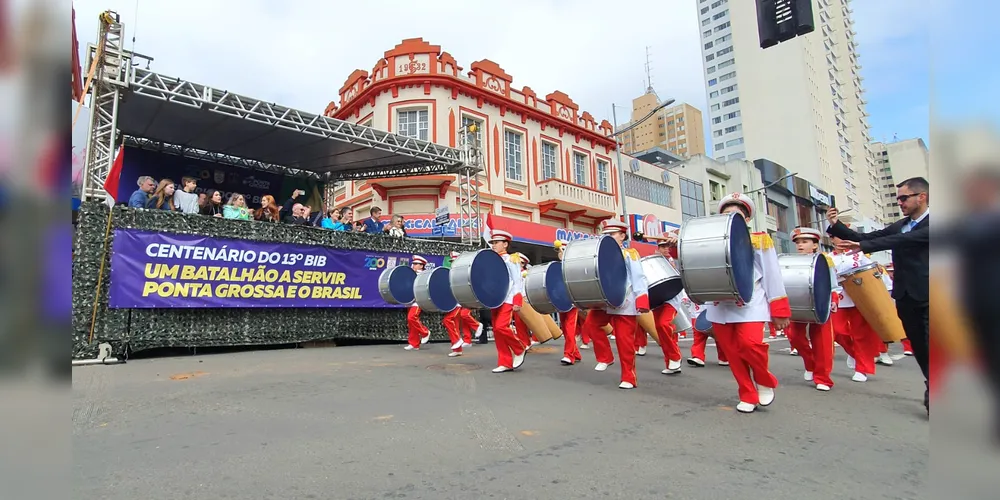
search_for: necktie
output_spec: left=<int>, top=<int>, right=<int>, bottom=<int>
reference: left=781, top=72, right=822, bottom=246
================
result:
left=902, top=219, right=917, bottom=234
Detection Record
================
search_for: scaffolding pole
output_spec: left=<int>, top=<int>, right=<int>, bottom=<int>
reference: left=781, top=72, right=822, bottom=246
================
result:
left=80, top=13, right=128, bottom=202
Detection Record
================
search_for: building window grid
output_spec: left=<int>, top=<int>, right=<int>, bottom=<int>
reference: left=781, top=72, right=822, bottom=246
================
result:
left=573, top=153, right=587, bottom=186
left=504, top=130, right=523, bottom=182
left=679, top=178, right=706, bottom=221
left=597, top=160, right=610, bottom=193
left=397, top=109, right=429, bottom=141
left=540, top=142, right=558, bottom=180
left=625, top=173, right=674, bottom=209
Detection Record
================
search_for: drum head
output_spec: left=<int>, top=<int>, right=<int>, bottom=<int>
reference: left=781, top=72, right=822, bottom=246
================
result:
left=544, top=262, right=575, bottom=313
left=427, top=268, right=458, bottom=312
left=471, top=250, right=510, bottom=309
left=597, top=236, right=628, bottom=308
left=812, top=255, right=833, bottom=324
left=694, top=310, right=712, bottom=333
left=728, top=214, right=755, bottom=303
left=648, top=278, right=683, bottom=310
left=386, top=266, right=417, bottom=304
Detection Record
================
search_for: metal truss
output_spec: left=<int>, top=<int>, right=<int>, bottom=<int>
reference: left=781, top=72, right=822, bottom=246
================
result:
left=80, top=17, right=128, bottom=201
left=128, top=68, right=465, bottom=176
left=124, top=136, right=322, bottom=180
left=457, top=127, right=484, bottom=246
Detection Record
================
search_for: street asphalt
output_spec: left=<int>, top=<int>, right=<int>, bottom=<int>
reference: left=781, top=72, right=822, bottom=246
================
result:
left=73, top=337, right=929, bottom=500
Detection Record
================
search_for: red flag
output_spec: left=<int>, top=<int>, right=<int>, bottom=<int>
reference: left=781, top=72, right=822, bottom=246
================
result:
left=102, top=144, right=125, bottom=207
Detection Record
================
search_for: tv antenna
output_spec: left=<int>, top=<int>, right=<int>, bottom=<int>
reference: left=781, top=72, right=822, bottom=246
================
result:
left=644, top=46, right=654, bottom=94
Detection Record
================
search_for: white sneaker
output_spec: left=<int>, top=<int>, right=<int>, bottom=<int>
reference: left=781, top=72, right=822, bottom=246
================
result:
left=595, top=362, right=610, bottom=372
left=421, top=335, right=430, bottom=345
left=448, top=351, right=462, bottom=357
left=718, top=360, right=730, bottom=366
left=618, top=381, right=635, bottom=389
left=404, top=345, right=418, bottom=351
left=816, top=384, right=831, bottom=391
left=736, top=402, right=756, bottom=413
left=852, top=372, right=868, bottom=382
left=846, top=356, right=856, bottom=370
left=609, top=335, right=616, bottom=340
left=662, top=359, right=682, bottom=375
left=473, top=324, right=484, bottom=339
left=903, top=350, right=913, bottom=356
left=758, top=386, right=775, bottom=406
left=462, top=342, right=472, bottom=348
left=637, top=346, right=647, bottom=356
left=687, top=357, right=706, bottom=367
left=492, top=366, right=510, bottom=373
left=789, top=348, right=799, bottom=356
left=512, top=351, right=526, bottom=369
left=451, top=340, right=464, bottom=350
left=878, top=353, right=893, bottom=366
left=804, top=371, right=814, bottom=382
left=560, top=357, right=574, bottom=365
left=580, top=343, right=591, bottom=350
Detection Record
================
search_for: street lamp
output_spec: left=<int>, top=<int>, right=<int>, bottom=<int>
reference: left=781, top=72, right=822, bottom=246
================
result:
left=610, top=98, right=675, bottom=219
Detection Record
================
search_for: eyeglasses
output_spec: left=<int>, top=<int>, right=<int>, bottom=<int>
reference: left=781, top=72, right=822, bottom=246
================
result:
left=896, top=192, right=925, bottom=203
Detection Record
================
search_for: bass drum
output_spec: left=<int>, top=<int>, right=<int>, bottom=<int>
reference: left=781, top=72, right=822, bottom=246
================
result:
left=840, top=263, right=906, bottom=342
left=677, top=212, right=755, bottom=304
left=413, top=267, right=459, bottom=313
left=778, top=253, right=833, bottom=324
left=524, top=262, right=575, bottom=315
left=562, top=235, right=628, bottom=309
left=449, top=249, right=510, bottom=309
left=672, top=304, right=693, bottom=334
left=640, top=254, right=684, bottom=309
left=378, top=265, right=417, bottom=305
left=694, top=310, right=714, bottom=338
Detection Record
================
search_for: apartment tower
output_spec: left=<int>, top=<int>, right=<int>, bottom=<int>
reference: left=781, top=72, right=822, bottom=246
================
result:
left=871, top=138, right=930, bottom=220
left=617, top=92, right=706, bottom=158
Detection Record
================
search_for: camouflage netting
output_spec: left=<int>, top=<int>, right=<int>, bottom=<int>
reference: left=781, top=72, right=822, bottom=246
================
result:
left=72, top=202, right=478, bottom=359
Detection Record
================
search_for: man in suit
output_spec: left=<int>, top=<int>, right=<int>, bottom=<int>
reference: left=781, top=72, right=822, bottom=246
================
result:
left=826, top=176, right=930, bottom=415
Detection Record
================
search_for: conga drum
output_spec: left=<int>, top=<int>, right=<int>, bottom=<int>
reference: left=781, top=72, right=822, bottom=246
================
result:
left=562, top=235, right=628, bottom=309
left=677, top=212, right=755, bottom=304
left=637, top=312, right=657, bottom=342
left=517, top=303, right=553, bottom=343
left=524, top=262, right=575, bottom=315
left=449, top=249, right=511, bottom=309
left=640, top=254, right=684, bottom=308
left=839, top=263, right=906, bottom=342
left=378, top=265, right=418, bottom=305
left=777, top=253, right=833, bottom=324
left=694, top=310, right=714, bottom=338
left=413, top=267, right=459, bottom=313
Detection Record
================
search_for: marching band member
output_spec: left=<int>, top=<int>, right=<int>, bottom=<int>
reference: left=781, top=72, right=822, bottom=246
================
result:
left=404, top=255, right=431, bottom=350
left=554, top=240, right=582, bottom=365
left=663, top=193, right=790, bottom=413
left=594, top=219, right=650, bottom=389
left=830, top=231, right=884, bottom=382
left=651, top=239, right=684, bottom=375
left=443, top=251, right=481, bottom=356
left=687, top=300, right=730, bottom=367
left=786, top=227, right=840, bottom=391
left=513, top=254, right=541, bottom=349
left=487, top=230, right=527, bottom=373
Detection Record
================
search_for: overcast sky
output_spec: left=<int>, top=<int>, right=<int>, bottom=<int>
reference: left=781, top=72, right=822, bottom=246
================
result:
left=72, top=0, right=938, bottom=150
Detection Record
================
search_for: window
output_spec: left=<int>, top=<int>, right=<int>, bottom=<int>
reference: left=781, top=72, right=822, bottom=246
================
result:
left=703, top=29, right=712, bottom=38
left=360, top=119, right=373, bottom=128
left=711, top=0, right=728, bottom=7
left=723, top=97, right=740, bottom=107
left=573, top=153, right=587, bottom=185
left=713, top=130, right=723, bottom=137
left=725, top=137, right=744, bottom=147
left=713, top=10, right=728, bottom=20
left=704, top=41, right=714, bottom=50
left=708, top=78, right=718, bottom=86
left=715, top=143, right=725, bottom=151
left=680, top=178, right=706, bottom=221
left=701, top=6, right=709, bottom=14
left=461, top=116, right=483, bottom=151
left=711, top=104, right=720, bottom=111
left=724, top=110, right=740, bottom=120
left=709, top=180, right=724, bottom=201
left=716, top=34, right=731, bottom=44
left=713, top=117, right=722, bottom=124
left=709, top=90, right=719, bottom=98
left=597, top=160, right=610, bottom=192
left=541, top=142, right=558, bottom=180
left=717, top=46, right=734, bottom=57
left=504, top=130, right=523, bottom=181
left=719, top=71, right=736, bottom=81
left=624, top=173, right=674, bottom=209
left=397, top=109, right=429, bottom=140
left=706, top=54, right=715, bottom=62
left=721, top=84, right=738, bottom=94
left=702, top=18, right=711, bottom=26
left=724, top=124, right=741, bottom=134
left=714, top=21, right=731, bottom=32
left=767, top=201, right=789, bottom=233
left=707, top=66, right=716, bottom=74
left=717, top=58, right=735, bottom=69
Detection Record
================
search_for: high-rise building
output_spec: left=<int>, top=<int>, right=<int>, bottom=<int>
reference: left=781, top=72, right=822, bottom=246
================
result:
left=871, top=138, right=930, bottom=220
left=695, top=0, right=882, bottom=226
left=616, top=92, right=705, bottom=158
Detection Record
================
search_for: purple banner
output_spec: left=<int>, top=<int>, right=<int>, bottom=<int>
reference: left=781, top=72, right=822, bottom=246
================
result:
left=108, top=229, right=443, bottom=309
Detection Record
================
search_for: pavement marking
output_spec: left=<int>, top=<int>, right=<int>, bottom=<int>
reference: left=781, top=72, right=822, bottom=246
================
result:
left=372, top=415, right=394, bottom=422
left=168, top=371, right=209, bottom=381
left=519, top=430, right=538, bottom=436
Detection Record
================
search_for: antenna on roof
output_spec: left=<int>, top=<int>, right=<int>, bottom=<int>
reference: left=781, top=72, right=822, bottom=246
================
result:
left=645, top=46, right=655, bottom=95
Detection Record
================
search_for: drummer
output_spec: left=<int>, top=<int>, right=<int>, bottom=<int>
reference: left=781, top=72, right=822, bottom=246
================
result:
left=404, top=255, right=431, bottom=351
left=687, top=301, right=730, bottom=367
left=662, top=193, right=790, bottom=413
left=443, top=251, right=482, bottom=356
left=487, top=230, right=528, bottom=373
left=830, top=229, right=885, bottom=383
left=649, top=239, right=686, bottom=375
left=786, top=227, right=840, bottom=391
left=555, top=239, right=583, bottom=365
left=513, top=253, right=542, bottom=349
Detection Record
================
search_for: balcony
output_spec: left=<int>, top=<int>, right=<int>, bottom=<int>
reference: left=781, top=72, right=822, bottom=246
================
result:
left=536, top=179, right=616, bottom=219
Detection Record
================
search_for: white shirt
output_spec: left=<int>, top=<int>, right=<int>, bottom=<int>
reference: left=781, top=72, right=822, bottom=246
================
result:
left=607, top=246, right=649, bottom=316
left=501, top=253, right=524, bottom=306
left=830, top=252, right=881, bottom=308
left=706, top=233, right=788, bottom=324
left=901, top=208, right=929, bottom=233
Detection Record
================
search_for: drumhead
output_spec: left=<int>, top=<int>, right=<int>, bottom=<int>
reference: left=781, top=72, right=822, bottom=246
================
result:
left=427, top=267, right=459, bottom=312
left=385, top=266, right=417, bottom=304
left=812, top=255, right=833, bottom=324
left=544, top=262, right=575, bottom=313
left=596, top=236, right=628, bottom=308
left=694, top=310, right=712, bottom=333
left=728, top=214, right=755, bottom=303
left=470, top=250, right=510, bottom=309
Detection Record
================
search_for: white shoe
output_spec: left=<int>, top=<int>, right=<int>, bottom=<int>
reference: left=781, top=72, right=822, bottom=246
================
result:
left=618, top=381, right=635, bottom=389
left=804, top=371, right=814, bottom=382
left=462, top=342, right=472, bottom=348
left=473, top=324, right=484, bottom=339
left=609, top=335, right=616, bottom=340
left=580, top=343, right=591, bottom=350
left=736, top=402, right=756, bottom=413
left=687, top=357, right=706, bottom=367
left=404, top=345, right=418, bottom=351
left=421, top=335, right=430, bottom=345
left=448, top=351, right=462, bottom=357
left=903, top=350, right=913, bottom=356
left=492, top=366, right=510, bottom=373
left=846, top=356, right=856, bottom=370
left=852, top=372, right=868, bottom=382
left=662, top=359, right=682, bottom=375
left=718, top=361, right=730, bottom=366
left=451, top=340, right=464, bottom=350
left=595, top=362, right=610, bottom=372
left=789, top=348, right=799, bottom=356
left=512, top=351, right=526, bottom=369
left=816, top=384, right=831, bottom=391
left=560, top=357, right=574, bottom=365
left=637, top=346, right=647, bottom=356
left=758, top=386, right=775, bottom=406
left=878, top=353, right=893, bottom=366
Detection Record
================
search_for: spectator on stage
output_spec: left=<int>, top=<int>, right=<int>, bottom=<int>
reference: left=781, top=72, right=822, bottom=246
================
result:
left=341, top=208, right=358, bottom=231
left=255, top=195, right=280, bottom=222
left=128, top=175, right=155, bottom=208
left=283, top=203, right=309, bottom=225
left=145, top=179, right=178, bottom=211
left=363, top=206, right=389, bottom=234
left=200, top=190, right=224, bottom=217
left=172, top=176, right=200, bottom=214
left=223, top=193, right=252, bottom=220
left=321, top=207, right=347, bottom=230
left=197, top=192, right=207, bottom=211
left=280, top=189, right=307, bottom=219
left=388, top=214, right=407, bottom=238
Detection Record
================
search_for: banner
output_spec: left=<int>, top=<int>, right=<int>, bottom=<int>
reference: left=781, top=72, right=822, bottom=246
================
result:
left=108, top=229, right=443, bottom=309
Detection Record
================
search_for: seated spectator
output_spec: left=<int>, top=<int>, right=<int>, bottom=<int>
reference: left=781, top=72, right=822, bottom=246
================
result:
left=129, top=176, right=155, bottom=208
left=255, top=195, right=280, bottom=222
left=321, top=207, right=347, bottom=230
left=362, top=206, right=390, bottom=234
left=223, top=193, right=252, bottom=220
left=145, top=179, right=178, bottom=211
left=282, top=203, right=309, bottom=225
left=387, top=214, right=407, bottom=237
left=201, top=190, right=224, bottom=217
left=172, top=176, right=200, bottom=214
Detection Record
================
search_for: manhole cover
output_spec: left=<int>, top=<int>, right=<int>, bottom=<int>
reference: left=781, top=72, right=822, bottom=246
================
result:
left=426, top=363, right=481, bottom=373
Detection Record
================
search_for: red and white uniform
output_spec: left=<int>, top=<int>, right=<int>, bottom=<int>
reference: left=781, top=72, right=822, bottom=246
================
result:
left=555, top=240, right=582, bottom=365
left=405, top=256, right=430, bottom=350
left=512, top=254, right=538, bottom=347
left=830, top=250, right=884, bottom=379
left=443, top=251, right=481, bottom=356
left=650, top=246, right=684, bottom=374
left=785, top=227, right=840, bottom=390
left=488, top=231, right=527, bottom=372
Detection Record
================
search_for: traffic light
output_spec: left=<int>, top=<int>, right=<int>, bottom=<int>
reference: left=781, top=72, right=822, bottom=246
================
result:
left=756, top=0, right=815, bottom=49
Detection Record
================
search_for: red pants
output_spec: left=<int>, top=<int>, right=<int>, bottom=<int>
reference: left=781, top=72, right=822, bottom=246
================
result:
left=491, top=303, right=525, bottom=369
left=513, top=314, right=533, bottom=346
left=712, top=322, right=778, bottom=405
left=652, top=304, right=682, bottom=366
left=578, top=311, right=592, bottom=345
left=786, top=320, right=835, bottom=387
left=560, top=308, right=582, bottom=362
left=457, top=308, right=479, bottom=344
left=691, top=330, right=728, bottom=362
left=407, top=306, right=429, bottom=348
left=832, top=308, right=882, bottom=376
left=443, top=308, right=478, bottom=352
left=636, top=319, right=649, bottom=349
left=878, top=338, right=913, bottom=355
left=608, top=315, right=640, bottom=386
left=583, top=310, right=614, bottom=364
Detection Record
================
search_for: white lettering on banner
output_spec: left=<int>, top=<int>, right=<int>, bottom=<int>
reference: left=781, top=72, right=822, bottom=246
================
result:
left=403, top=216, right=480, bottom=232
left=143, top=243, right=326, bottom=267
left=555, top=228, right=598, bottom=242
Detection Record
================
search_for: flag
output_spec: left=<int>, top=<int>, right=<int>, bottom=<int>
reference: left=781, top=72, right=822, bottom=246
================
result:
left=102, top=144, right=125, bottom=208
left=481, top=212, right=495, bottom=244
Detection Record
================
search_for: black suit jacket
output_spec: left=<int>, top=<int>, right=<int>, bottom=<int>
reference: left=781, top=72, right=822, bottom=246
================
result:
left=826, top=215, right=929, bottom=302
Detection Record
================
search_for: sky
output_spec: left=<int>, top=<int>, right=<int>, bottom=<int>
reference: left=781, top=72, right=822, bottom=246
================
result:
left=71, top=0, right=947, bottom=152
